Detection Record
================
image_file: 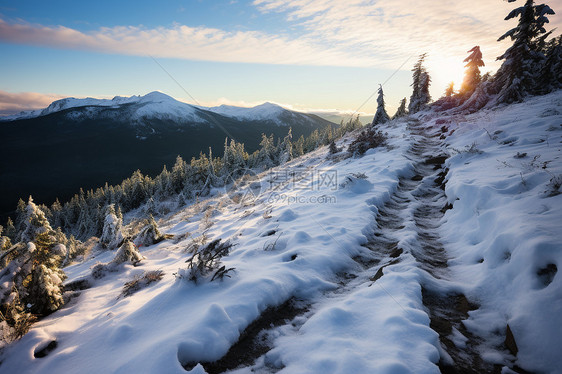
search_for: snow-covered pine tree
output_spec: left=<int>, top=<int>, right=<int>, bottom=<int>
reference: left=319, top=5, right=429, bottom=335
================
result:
left=0, top=225, right=11, bottom=251
left=134, top=215, right=164, bottom=247
left=460, top=46, right=485, bottom=98
left=419, top=71, right=432, bottom=106
left=279, top=128, right=293, bottom=164
left=304, top=129, right=321, bottom=153
left=177, top=192, right=187, bottom=209
left=256, top=134, right=276, bottom=169
left=170, top=156, right=187, bottom=194
left=144, top=197, right=157, bottom=217
left=293, top=135, right=305, bottom=158
left=372, top=85, right=390, bottom=125
left=19, top=197, right=55, bottom=244
left=537, top=34, right=562, bottom=92
left=494, top=0, right=555, bottom=103
left=128, top=170, right=147, bottom=209
left=21, top=231, right=67, bottom=316
left=207, top=147, right=222, bottom=187
left=409, top=54, right=431, bottom=113
left=50, top=199, right=63, bottom=229
left=99, top=204, right=124, bottom=250
left=3, top=218, right=16, bottom=242
left=392, top=98, right=408, bottom=119
left=14, top=198, right=26, bottom=234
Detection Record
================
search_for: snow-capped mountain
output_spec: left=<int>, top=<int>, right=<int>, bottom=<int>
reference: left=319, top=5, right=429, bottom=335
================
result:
left=2, top=91, right=204, bottom=123
left=208, top=102, right=289, bottom=124
left=1, top=92, right=320, bottom=127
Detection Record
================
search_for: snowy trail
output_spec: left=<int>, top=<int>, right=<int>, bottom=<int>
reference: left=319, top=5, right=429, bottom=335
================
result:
left=374, top=119, right=520, bottom=374
left=222, top=120, right=463, bottom=374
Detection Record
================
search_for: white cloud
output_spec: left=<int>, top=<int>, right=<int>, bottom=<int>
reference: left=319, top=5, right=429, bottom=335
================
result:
left=0, top=18, right=373, bottom=67
left=0, top=90, right=65, bottom=115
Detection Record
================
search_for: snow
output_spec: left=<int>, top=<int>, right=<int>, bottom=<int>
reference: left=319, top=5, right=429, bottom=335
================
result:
left=1, top=91, right=561, bottom=374
left=208, top=102, right=290, bottom=125
left=440, top=93, right=562, bottom=373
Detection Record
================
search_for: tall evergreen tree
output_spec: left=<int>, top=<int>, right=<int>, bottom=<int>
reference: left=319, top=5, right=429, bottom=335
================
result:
left=3, top=218, right=16, bottom=243
left=494, top=0, right=555, bottom=103
left=279, top=128, right=293, bottom=164
left=372, top=85, right=390, bottom=125
left=460, top=46, right=485, bottom=97
left=99, top=204, right=124, bottom=250
left=537, top=34, right=562, bottom=92
left=392, top=98, right=408, bottom=119
left=19, top=197, right=55, bottom=244
left=409, top=54, right=432, bottom=113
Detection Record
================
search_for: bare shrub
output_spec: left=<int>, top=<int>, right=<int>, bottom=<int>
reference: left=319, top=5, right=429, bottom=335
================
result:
left=545, top=174, right=562, bottom=197
left=348, top=128, right=388, bottom=156
left=176, top=239, right=234, bottom=283
left=0, top=287, right=36, bottom=344
left=121, top=270, right=164, bottom=298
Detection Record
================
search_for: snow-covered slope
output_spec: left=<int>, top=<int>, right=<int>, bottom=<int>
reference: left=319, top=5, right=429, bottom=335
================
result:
left=1, top=91, right=561, bottom=374
left=208, top=102, right=286, bottom=121
left=439, top=94, right=562, bottom=373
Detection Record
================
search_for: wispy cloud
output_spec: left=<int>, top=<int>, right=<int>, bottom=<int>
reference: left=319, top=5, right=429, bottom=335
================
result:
left=0, top=18, right=372, bottom=67
left=1, top=1, right=559, bottom=89
left=0, top=90, right=65, bottom=115
left=252, top=0, right=561, bottom=73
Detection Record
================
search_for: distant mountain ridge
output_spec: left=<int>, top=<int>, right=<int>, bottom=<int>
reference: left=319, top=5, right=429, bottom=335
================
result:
left=1, top=91, right=318, bottom=127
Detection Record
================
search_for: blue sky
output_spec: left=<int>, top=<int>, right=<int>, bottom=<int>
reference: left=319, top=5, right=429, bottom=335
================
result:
left=1, top=0, right=560, bottom=115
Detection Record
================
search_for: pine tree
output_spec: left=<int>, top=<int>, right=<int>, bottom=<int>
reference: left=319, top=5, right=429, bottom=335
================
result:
left=19, top=197, right=55, bottom=244
left=279, top=128, right=293, bottom=164
left=293, top=135, right=305, bottom=158
left=409, top=54, right=431, bottom=113
left=4, top=218, right=16, bottom=242
left=372, top=85, right=390, bottom=125
left=0, top=225, right=11, bottom=251
left=537, top=35, right=562, bottom=92
left=257, top=134, right=276, bottom=169
left=50, top=199, right=63, bottom=229
left=22, top=232, right=67, bottom=315
left=392, top=98, right=408, bottom=119
left=99, top=204, right=124, bottom=250
left=494, top=0, right=555, bottom=103
left=144, top=197, right=157, bottom=217
left=170, top=156, right=186, bottom=193
left=177, top=192, right=187, bottom=208
left=14, top=198, right=27, bottom=234
left=445, top=82, right=455, bottom=97
left=460, top=46, right=485, bottom=98
left=134, top=215, right=164, bottom=247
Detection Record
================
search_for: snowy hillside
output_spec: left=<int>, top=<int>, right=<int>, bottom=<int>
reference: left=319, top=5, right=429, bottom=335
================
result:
left=208, top=103, right=291, bottom=125
left=1, top=92, right=561, bottom=374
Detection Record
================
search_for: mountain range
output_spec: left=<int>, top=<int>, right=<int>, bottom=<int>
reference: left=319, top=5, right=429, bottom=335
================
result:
left=0, top=92, right=336, bottom=219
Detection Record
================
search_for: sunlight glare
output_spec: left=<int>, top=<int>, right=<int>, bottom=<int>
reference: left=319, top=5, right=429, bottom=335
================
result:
left=428, top=56, right=466, bottom=95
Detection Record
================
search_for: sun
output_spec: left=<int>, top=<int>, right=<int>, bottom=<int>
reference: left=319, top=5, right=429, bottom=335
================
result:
left=428, top=55, right=466, bottom=95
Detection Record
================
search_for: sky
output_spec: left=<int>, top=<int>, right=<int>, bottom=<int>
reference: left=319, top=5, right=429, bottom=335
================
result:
left=0, top=0, right=561, bottom=116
